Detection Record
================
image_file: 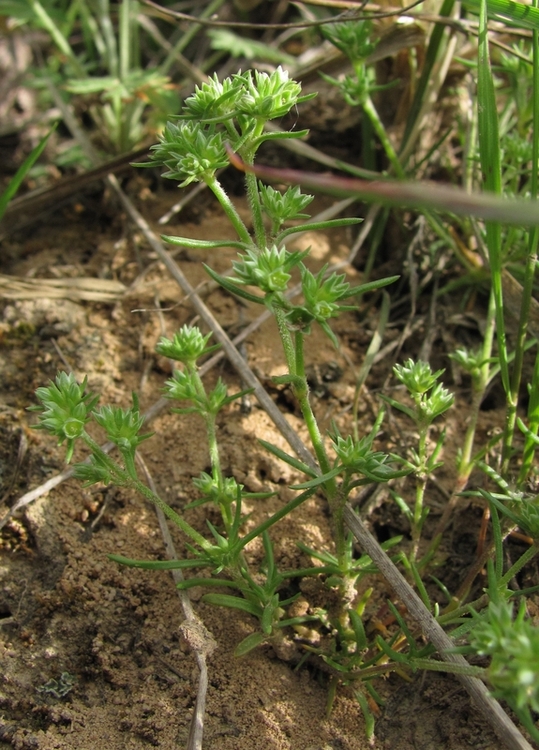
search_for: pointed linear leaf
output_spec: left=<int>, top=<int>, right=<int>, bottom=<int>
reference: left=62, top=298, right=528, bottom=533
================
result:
left=258, top=438, right=319, bottom=478
left=290, top=466, right=342, bottom=490
left=461, top=0, right=539, bottom=30
left=203, top=264, right=266, bottom=304
left=202, top=593, right=262, bottom=617
left=108, top=554, right=206, bottom=570
left=276, top=217, right=362, bottom=243
left=221, top=387, right=256, bottom=408
left=0, top=124, right=57, bottom=221
left=253, top=129, right=311, bottom=148
left=234, top=631, right=267, bottom=656
left=162, top=236, right=247, bottom=251
left=176, top=577, right=247, bottom=591
left=339, top=275, right=400, bottom=299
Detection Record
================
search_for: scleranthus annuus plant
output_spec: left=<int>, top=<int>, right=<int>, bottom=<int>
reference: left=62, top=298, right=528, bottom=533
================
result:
left=34, top=66, right=484, bottom=739
left=139, top=65, right=402, bottom=585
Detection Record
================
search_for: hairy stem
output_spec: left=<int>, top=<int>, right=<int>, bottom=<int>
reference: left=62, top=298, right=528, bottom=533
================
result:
left=206, top=174, right=252, bottom=246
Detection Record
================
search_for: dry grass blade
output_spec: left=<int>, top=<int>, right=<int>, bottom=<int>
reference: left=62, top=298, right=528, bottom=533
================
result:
left=228, top=151, right=539, bottom=226
left=0, top=275, right=126, bottom=302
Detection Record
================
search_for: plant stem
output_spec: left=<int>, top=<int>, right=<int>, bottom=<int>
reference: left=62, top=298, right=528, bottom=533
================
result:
left=459, top=286, right=496, bottom=478
left=519, top=350, right=539, bottom=482
left=362, top=94, right=405, bottom=179
left=499, top=542, right=539, bottom=587
left=206, top=175, right=252, bottom=246
left=273, top=305, right=296, bottom=374
left=293, top=331, right=333, bottom=484
left=83, top=434, right=212, bottom=550
left=292, top=331, right=350, bottom=564
left=244, top=164, right=267, bottom=250
left=412, top=469, right=427, bottom=561
left=502, top=13, right=539, bottom=475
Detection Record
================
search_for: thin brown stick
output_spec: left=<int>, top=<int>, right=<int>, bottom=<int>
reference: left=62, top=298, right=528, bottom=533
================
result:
left=142, top=0, right=425, bottom=29
left=136, top=453, right=215, bottom=750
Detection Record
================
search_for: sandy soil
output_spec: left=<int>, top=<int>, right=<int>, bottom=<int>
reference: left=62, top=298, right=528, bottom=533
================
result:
left=0, top=179, right=529, bottom=750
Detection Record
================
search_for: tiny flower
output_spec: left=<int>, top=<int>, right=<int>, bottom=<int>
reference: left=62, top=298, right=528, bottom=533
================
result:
left=146, top=121, right=228, bottom=186
left=156, top=325, right=217, bottom=366
left=93, top=403, right=152, bottom=454
left=232, top=245, right=307, bottom=294
left=237, top=67, right=308, bottom=121
left=393, top=360, right=446, bottom=395
left=301, top=265, right=351, bottom=322
left=182, top=73, right=243, bottom=122
left=164, top=369, right=203, bottom=405
left=418, top=382, right=454, bottom=423
left=259, top=184, right=313, bottom=226
left=30, top=372, right=98, bottom=462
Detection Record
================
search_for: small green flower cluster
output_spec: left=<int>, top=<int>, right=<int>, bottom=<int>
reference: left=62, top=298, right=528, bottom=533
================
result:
left=141, top=67, right=314, bottom=188
left=392, top=359, right=454, bottom=428
left=471, top=597, right=539, bottom=717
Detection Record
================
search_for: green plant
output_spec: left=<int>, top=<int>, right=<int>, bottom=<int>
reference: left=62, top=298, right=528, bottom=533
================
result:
left=28, top=67, right=408, bottom=730
left=30, top=30, right=539, bottom=742
left=0, top=125, right=56, bottom=220
left=2, top=0, right=183, bottom=153
left=37, top=671, right=76, bottom=699
left=381, top=360, right=454, bottom=562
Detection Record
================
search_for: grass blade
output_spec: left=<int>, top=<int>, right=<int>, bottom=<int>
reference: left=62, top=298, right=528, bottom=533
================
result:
left=0, top=125, right=57, bottom=222
left=227, top=149, right=539, bottom=227
left=477, top=0, right=509, bottom=398
left=462, top=0, right=539, bottom=31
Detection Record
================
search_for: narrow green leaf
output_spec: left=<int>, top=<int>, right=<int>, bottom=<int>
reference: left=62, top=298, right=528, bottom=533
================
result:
left=234, top=631, right=266, bottom=656
left=0, top=125, right=57, bottom=221
left=253, top=129, right=311, bottom=148
left=64, top=76, right=120, bottom=94
left=276, top=218, right=362, bottom=243
left=203, top=264, right=266, bottom=305
left=349, top=609, right=367, bottom=650
left=108, top=554, right=205, bottom=570
left=462, top=0, right=539, bottom=30
left=340, top=275, right=400, bottom=300
left=477, top=0, right=509, bottom=394
left=202, top=593, right=262, bottom=617
left=177, top=577, right=247, bottom=591
left=290, top=466, right=342, bottom=490
left=162, top=236, right=247, bottom=251
left=379, top=393, right=416, bottom=421
left=400, top=0, right=455, bottom=155
left=239, top=487, right=316, bottom=549
left=376, top=635, right=409, bottom=664
left=258, top=438, right=319, bottom=478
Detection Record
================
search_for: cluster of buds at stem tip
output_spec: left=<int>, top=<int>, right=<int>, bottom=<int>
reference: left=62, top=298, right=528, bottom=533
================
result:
left=29, top=372, right=98, bottom=462
left=393, top=359, right=454, bottom=426
left=137, top=67, right=315, bottom=187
